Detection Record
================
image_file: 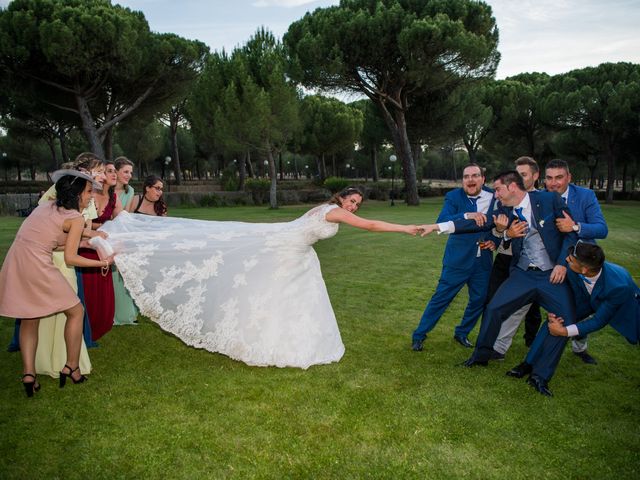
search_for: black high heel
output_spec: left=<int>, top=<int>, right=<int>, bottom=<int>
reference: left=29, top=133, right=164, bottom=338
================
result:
left=59, top=364, right=87, bottom=388
left=22, top=373, right=41, bottom=398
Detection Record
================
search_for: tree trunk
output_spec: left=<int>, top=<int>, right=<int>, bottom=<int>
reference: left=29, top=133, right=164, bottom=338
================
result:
left=46, top=139, right=58, bottom=170
left=377, top=101, right=419, bottom=205
left=246, top=150, right=255, bottom=178
left=103, top=127, right=113, bottom=161
left=320, top=153, right=327, bottom=180
left=622, top=161, right=628, bottom=194
left=332, top=154, right=336, bottom=177
left=371, top=148, right=379, bottom=182
left=76, top=94, right=106, bottom=159
left=238, top=151, right=247, bottom=190
left=16, top=157, right=22, bottom=181
left=266, top=142, right=278, bottom=209
left=279, top=151, right=284, bottom=181
left=58, top=128, right=69, bottom=166
left=169, top=111, right=182, bottom=186
left=602, top=135, right=615, bottom=204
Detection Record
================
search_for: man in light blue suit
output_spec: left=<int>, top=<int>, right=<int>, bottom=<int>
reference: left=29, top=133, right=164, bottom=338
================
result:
left=545, top=159, right=608, bottom=364
left=516, top=242, right=639, bottom=394
left=411, top=164, right=498, bottom=351
left=459, top=171, right=579, bottom=396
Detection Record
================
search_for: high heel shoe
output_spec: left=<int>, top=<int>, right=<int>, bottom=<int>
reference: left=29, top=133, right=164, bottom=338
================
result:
left=59, top=364, right=87, bottom=388
left=22, top=373, right=41, bottom=398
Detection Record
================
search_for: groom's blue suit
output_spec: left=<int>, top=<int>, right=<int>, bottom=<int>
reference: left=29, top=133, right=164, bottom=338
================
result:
left=526, top=261, right=640, bottom=374
left=459, top=190, right=578, bottom=381
left=412, top=187, right=498, bottom=341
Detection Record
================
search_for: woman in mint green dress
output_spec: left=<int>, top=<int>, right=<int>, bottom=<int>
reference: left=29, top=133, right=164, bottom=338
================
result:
left=112, top=157, right=138, bottom=325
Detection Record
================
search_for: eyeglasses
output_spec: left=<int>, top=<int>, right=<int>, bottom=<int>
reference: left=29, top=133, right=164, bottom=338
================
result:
left=150, top=185, right=163, bottom=192
left=463, top=173, right=482, bottom=180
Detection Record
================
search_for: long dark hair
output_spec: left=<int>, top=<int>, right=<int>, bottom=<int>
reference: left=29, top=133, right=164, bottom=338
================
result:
left=55, top=175, right=88, bottom=211
left=105, top=161, right=117, bottom=200
left=142, top=175, right=168, bottom=216
left=328, top=186, right=364, bottom=207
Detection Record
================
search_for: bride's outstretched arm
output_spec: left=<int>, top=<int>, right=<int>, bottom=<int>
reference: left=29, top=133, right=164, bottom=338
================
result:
left=325, top=208, right=421, bottom=235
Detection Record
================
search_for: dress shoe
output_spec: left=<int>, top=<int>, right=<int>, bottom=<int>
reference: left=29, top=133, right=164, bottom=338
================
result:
left=527, top=375, right=553, bottom=397
left=453, top=335, right=473, bottom=348
left=411, top=339, right=424, bottom=352
left=506, top=362, right=532, bottom=378
left=459, top=357, right=488, bottom=367
left=573, top=350, right=597, bottom=365
left=490, top=350, right=505, bottom=361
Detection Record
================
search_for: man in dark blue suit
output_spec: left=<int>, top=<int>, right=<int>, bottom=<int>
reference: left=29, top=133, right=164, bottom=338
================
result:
left=411, top=164, right=498, bottom=351
left=460, top=171, right=578, bottom=396
left=548, top=243, right=639, bottom=343
left=513, top=242, right=639, bottom=394
left=545, top=159, right=608, bottom=364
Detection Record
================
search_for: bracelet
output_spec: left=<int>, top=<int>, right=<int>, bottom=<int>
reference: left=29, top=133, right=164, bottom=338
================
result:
left=100, top=259, right=109, bottom=277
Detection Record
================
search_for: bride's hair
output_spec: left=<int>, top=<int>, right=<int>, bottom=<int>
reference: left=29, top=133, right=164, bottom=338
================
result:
left=328, top=186, right=364, bottom=207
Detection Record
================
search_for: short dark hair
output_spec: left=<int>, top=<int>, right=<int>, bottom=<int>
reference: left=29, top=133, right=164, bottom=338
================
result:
left=515, top=156, right=539, bottom=174
left=546, top=158, right=570, bottom=173
left=55, top=175, right=88, bottom=211
left=463, top=163, right=484, bottom=176
left=493, top=170, right=525, bottom=191
left=569, top=242, right=605, bottom=271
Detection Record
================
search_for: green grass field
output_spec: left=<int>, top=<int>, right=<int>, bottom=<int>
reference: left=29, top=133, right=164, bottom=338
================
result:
left=1, top=198, right=639, bottom=479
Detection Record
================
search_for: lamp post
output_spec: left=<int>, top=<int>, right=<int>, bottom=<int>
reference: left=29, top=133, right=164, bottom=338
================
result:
left=164, top=156, right=171, bottom=192
left=345, top=163, right=350, bottom=178
left=389, top=154, right=397, bottom=206
left=263, top=159, right=269, bottom=178
left=1, top=153, right=7, bottom=182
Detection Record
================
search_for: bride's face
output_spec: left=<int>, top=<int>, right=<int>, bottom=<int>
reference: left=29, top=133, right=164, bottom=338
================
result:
left=341, top=193, right=362, bottom=213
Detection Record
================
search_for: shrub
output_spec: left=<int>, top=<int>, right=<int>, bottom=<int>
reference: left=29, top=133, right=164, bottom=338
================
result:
left=323, top=176, right=351, bottom=193
left=220, top=169, right=239, bottom=192
left=245, top=178, right=271, bottom=205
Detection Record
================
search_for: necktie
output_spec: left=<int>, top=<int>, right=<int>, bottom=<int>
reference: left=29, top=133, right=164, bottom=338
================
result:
left=468, top=197, right=479, bottom=212
left=562, top=196, right=568, bottom=204
left=514, top=207, right=526, bottom=222
left=578, top=274, right=592, bottom=285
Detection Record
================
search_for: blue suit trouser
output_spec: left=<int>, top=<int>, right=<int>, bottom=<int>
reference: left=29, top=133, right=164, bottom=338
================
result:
left=471, top=267, right=575, bottom=381
left=413, top=259, right=491, bottom=341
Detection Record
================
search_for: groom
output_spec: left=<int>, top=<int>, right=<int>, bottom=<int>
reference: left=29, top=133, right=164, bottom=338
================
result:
left=460, top=170, right=578, bottom=396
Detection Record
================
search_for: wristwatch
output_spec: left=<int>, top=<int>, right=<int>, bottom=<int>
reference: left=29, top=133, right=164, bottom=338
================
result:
left=572, top=223, right=580, bottom=232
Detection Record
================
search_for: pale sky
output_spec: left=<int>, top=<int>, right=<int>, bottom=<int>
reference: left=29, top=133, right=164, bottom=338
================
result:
left=2, top=0, right=639, bottom=79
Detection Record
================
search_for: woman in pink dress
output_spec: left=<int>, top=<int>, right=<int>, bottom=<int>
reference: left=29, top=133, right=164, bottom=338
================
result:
left=0, top=170, right=113, bottom=397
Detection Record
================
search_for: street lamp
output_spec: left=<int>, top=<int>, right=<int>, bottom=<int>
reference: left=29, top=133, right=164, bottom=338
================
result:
left=389, top=154, right=397, bottom=206
left=263, top=159, right=269, bottom=178
left=164, top=156, right=171, bottom=192
left=345, top=163, right=350, bottom=178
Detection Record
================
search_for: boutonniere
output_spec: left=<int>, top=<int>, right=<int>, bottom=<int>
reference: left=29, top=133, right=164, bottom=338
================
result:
left=539, top=220, right=545, bottom=228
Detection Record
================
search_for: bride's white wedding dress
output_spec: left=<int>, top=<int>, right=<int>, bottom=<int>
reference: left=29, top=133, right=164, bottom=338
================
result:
left=95, top=204, right=345, bottom=369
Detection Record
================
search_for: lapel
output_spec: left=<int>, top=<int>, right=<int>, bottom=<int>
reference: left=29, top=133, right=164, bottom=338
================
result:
left=590, top=268, right=606, bottom=308
left=530, top=192, right=542, bottom=228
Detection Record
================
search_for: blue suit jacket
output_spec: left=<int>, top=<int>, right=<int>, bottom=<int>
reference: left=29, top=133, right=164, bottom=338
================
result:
left=437, top=187, right=496, bottom=271
left=567, top=262, right=640, bottom=344
left=454, top=190, right=578, bottom=269
left=565, top=184, right=608, bottom=241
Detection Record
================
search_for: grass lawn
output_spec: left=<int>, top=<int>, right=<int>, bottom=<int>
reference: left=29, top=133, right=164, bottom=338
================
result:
left=0, top=198, right=638, bottom=479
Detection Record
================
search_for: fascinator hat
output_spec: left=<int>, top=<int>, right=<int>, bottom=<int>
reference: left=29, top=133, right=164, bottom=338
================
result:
left=51, top=168, right=103, bottom=190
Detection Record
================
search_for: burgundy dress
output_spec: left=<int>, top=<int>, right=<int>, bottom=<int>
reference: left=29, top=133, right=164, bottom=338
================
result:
left=79, top=194, right=116, bottom=341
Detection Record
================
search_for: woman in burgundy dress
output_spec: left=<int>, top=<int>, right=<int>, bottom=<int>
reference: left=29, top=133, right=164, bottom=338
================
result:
left=79, top=161, right=123, bottom=341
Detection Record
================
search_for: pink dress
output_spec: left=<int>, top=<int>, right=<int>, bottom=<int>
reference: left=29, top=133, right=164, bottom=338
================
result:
left=0, top=202, right=82, bottom=319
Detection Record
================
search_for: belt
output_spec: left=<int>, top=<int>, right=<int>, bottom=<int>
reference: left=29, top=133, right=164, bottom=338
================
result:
left=527, top=266, right=542, bottom=271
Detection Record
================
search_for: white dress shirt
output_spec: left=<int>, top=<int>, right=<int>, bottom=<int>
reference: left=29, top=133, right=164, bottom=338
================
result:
left=566, top=269, right=603, bottom=337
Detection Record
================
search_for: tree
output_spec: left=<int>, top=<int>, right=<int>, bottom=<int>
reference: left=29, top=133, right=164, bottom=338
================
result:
left=0, top=0, right=207, bottom=160
left=285, top=0, right=499, bottom=205
left=351, top=99, right=388, bottom=181
left=542, top=63, right=640, bottom=203
left=299, top=95, right=363, bottom=181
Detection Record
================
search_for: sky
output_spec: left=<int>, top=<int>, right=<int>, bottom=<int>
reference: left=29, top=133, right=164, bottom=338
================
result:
left=2, top=0, right=639, bottom=79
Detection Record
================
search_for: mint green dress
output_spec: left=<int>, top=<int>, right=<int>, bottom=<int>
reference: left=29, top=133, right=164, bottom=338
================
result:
left=112, top=187, right=139, bottom=325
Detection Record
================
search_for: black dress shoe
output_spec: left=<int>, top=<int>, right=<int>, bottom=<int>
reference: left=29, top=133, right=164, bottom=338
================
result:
left=453, top=335, right=473, bottom=348
left=506, top=362, right=532, bottom=378
left=527, top=375, right=553, bottom=397
left=490, top=350, right=505, bottom=361
left=573, top=350, right=597, bottom=365
left=459, top=357, right=488, bottom=367
left=411, top=339, right=424, bottom=352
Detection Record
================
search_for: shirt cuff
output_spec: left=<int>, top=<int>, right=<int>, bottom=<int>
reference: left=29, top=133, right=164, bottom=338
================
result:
left=437, top=221, right=455, bottom=234
left=566, top=325, right=580, bottom=337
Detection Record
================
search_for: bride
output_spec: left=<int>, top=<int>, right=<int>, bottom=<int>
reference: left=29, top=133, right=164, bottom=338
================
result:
left=94, top=187, right=421, bottom=369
